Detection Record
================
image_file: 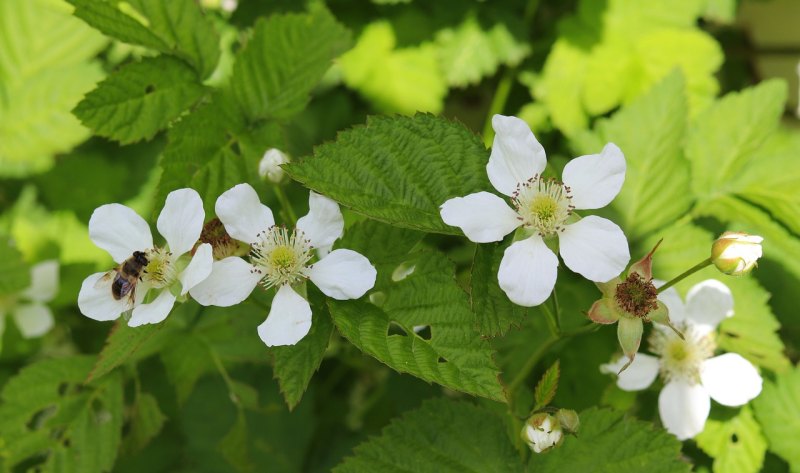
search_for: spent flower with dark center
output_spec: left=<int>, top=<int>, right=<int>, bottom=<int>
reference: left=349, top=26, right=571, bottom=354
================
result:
left=614, top=273, right=658, bottom=318
left=199, top=218, right=242, bottom=260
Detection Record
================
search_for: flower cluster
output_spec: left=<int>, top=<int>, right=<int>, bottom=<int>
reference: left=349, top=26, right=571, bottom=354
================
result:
left=0, top=260, right=59, bottom=347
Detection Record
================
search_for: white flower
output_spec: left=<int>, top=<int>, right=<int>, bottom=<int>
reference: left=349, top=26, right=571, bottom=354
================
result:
left=78, top=189, right=213, bottom=327
left=0, top=260, right=59, bottom=344
left=601, top=279, right=763, bottom=440
left=189, top=184, right=377, bottom=347
left=258, top=148, right=289, bottom=184
left=711, top=231, right=763, bottom=276
left=523, top=413, right=563, bottom=453
left=440, top=114, right=630, bottom=306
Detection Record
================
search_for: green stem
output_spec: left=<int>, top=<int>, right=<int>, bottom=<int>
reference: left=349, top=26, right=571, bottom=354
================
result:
left=273, top=186, right=298, bottom=226
left=482, top=68, right=516, bottom=147
left=209, top=346, right=241, bottom=408
left=657, top=258, right=713, bottom=293
left=541, top=303, right=560, bottom=337
left=508, top=335, right=558, bottom=394
left=552, top=289, right=562, bottom=331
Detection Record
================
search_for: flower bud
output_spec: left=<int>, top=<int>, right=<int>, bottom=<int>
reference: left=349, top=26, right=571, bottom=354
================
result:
left=258, top=148, right=290, bottom=184
left=711, top=232, right=763, bottom=276
left=556, top=409, right=580, bottom=435
left=521, top=413, right=563, bottom=453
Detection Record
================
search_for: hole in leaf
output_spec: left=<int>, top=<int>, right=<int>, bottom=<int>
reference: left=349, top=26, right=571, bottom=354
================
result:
left=413, top=325, right=431, bottom=340
left=144, top=84, right=155, bottom=94
left=57, top=382, right=69, bottom=396
left=387, top=322, right=408, bottom=337
left=391, top=262, right=416, bottom=282
left=437, top=357, right=447, bottom=364
left=731, top=433, right=738, bottom=444
left=369, top=291, right=386, bottom=306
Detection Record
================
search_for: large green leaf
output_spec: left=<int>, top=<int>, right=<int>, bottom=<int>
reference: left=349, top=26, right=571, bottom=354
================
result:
left=67, top=0, right=220, bottom=78
left=334, top=398, right=522, bottom=473
left=88, top=320, right=164, bottom=382
left=574, top=71, right=691, bottom=239
left=122, top=392, right=166, bottom=455
left=470, top=242, right=527, bottom=337
left=0, top=237, right=30, bottom=296
left=285, top=114, right=491, bottom=234
left=527, top=408, right=690, bottom=472
left=160, top=332, right=215, bottom=404
left=74, top=56, right=206, bottom=144
left=229, top=6, right=351, bottom=121
left=695, top=406, right=767, bottom=473
left=329, top=251, right=505, bottom=401
left=753, top=364, right=800, bottom=472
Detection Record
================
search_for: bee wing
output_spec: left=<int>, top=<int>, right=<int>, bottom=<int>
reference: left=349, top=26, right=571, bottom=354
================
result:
left=93, top=270, right=116, bottom=290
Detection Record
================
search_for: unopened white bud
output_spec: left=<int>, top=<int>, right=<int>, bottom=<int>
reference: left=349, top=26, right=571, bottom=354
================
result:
left=522, top=413, right=563, bottom=453
left=711, top=231, right=763, bottom=276
left=258, top=148, right=290, bottom=184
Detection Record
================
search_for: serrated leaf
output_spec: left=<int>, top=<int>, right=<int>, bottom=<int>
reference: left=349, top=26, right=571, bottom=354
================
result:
left=160, top=332, right=215, bottom=404
left=695, top=406, right=767, bottom=473
left=269, top=288, right=333, bottom=410
left=67, top=0, right=220, bottom=78
left=88, top=320, right=163, bottom=382
left=687, top=79, right=787, bottom=199
left=329, top=251, right=505, bottom=401
left=470, top=243, right=527, bottom=337
left=753, top=364, right=800, bottom=472
left=334, top=398, right=522, bottom=473
left=574, top=70, right=691, bottom=239
left=533, top=360, right=560, bottom=411
left=229, top=6, right=351, bottom=121
left=74, top=56, right=206, bottom=144
left=285, top=114, right=491, bottom=234
left=122, top=392, right=166, bottom=455
left=527, top=407, right=690, bottom=473
left=0, top=238, right=30, bottom=296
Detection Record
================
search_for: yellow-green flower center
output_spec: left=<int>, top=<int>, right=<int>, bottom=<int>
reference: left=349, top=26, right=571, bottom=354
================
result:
left=649, top=322, right=716, bottom=384
left=251, top=226, right=312, bottom=289
left=142, top=248, right=176, bottom=289
left=513, top=175, right=573, bottom=236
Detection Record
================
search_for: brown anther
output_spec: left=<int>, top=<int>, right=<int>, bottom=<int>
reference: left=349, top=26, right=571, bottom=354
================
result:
left=614, top=273, right=658, bottom=318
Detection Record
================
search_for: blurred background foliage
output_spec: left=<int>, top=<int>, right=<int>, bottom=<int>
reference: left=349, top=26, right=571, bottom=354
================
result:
left=1, top=0, right=799, bottom=472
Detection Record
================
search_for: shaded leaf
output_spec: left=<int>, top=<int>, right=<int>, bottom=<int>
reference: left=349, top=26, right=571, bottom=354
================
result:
left=695, top=406, right=767, bottom=473
left=753, top=364, right=800, bottom=472
left=88, top=320, right=163, bottom=382
left=470, top=243, right=527, bottom=337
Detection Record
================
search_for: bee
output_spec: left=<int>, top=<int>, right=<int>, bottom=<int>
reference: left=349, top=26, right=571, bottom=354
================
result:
left=96, top=251, right=149, bottom=307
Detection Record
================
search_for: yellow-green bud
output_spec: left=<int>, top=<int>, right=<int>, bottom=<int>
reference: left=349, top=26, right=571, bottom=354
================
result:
left=711, top=231, right=763, bottom=276
left=556, top=409, right=580, bottom=435
left=258, top=148, right=290, bottom=184
left=521, top=413, right=563, bottom=453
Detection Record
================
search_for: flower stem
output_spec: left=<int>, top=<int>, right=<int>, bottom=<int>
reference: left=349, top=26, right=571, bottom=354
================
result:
left=273, top=186, right=298, bottom=226
left=541, top=303, right=560, bottom=336
left=508, top=335, right=558, bottom=394
left=552, top=288, right=562, bottom=330
left=482, top=68, right=516, bottom=147
left=657, top=257, right=713, bottom=293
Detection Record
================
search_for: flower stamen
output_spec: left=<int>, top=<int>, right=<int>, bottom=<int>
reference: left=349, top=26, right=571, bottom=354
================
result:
left=142, top=248, right=176, bottom=289
left=614, top=273, right=658, bottom=318
left=512, top=175, right=573, bottom=236
left=649, top=322, right=716, bottom=384
left=250, top=226, right=313, bottom=289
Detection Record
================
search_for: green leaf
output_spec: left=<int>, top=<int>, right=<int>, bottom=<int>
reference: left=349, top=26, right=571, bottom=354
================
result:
left=329, top=251, right=505, bottom=402
left=753, top=364, right=800, bottom=472
left=527, top=407, right=690, bottom=473
left=434, top=14, right=529, bottom=88
left=122, top=392, right=166, bottom=455
left=470, top=243, right=527, bottom=337
left=574, top=70, right=692, bottom=239
left=531, top=40, right=590, bottom=135
left=88, top=320, right=163, bottom=382
left=160, top=332, right=215, bottom=404
left=74, top=56, right=206, bottom=144
left=0, top=0, right=106, bottom=177
left=339, top=21, right=447, bottom=115
left=686, top=79, right=787, bottom=199
left=269, top=288, right=333, bottom=410
left=285, top=114, right=491, bottom=234
left=533, top=360, right=560, bottom=411
left=229, top=6, right=351, bottom=121
left=334, top=398, right=522, bottom=473
left=695, top=406, right=767, bottom=473
left=0, top=238, right=30, bottom=296
left=67, top=0, right=220, bottom=78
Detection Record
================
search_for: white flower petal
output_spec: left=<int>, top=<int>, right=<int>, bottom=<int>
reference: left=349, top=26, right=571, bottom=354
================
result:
left=562, top=143, right=626, bottom=210
left=498, top=235, right=558, bottom=306
left=658, top=380, right=711, bottom=440
left=487, top=115, right=546, bottom=196
left=179, top=243, right=213, bottom=295
left=684, top=279, right=733, bottom=334
left=600, top=354, right=660, bottom=391
left=215, top=183, right=275, bottom=245
left=128, top=290, right=176, bottom=327
left=21, top=260, right=59, bottom=302
left=157, top=188, right=205, bottom=256
left=78, top=272, right=128, bottom=322
left=440, top=192, right=521, bottom=243
left=309, top=249, right=376, bottom=300
left=655, top=281, right=686, bottom=325
left=189, top=257, right=261, bottom=307
left=257, top=285, right=312, bottom=347
left=11, top=303, right=54, bottom=338
left=559, top=216, right=630, bottom=282
left=296, top=192, right=344, bottom=249
left=701, top=353, right=763, bottom=407
left=89, top=204, right=153, bottom=263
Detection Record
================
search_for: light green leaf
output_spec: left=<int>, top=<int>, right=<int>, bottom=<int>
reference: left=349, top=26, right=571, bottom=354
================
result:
left=0, top=238, right=30, bottom=296
left=269, top=288, right=333, bottom=410
left=160, top=332, right=215, bottom=404
left=285, top=114, right=491, bottom=234
left=229, top=6, right=351, bottom=121
left=339, top=21, right=447, bottom=115
left=88, top=320, right=164, bottom=382
left=470, top=243, right=527, bottom=337
left=527, top=408, right=690, bottom=473
left=753, top=364, right=800, bottom=471
left=687, top=79, right=787, bottom=199
left=74, top=56, right=206, bottom=144
left=695, top=406, right=767, bottom=473
left=67, top=0, right=220, bottom=78
left=533, top=40, right=590, bottom=135
left=574, top=70, right=691, bottom=239
left=435, top=14, right=529, bottom=88
left=329, top=251, right=505, bottom=402
left=533, top=360, right=560, bottom=411
left=122, top=392, right=166, bottom=455
left=334, top=398, right=522, bottom=473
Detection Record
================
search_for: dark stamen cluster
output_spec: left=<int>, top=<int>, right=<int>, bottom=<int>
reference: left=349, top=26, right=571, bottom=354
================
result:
left=199, top=218, right=237, bottom=260
left=614, top=273, right=658, bottom=318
